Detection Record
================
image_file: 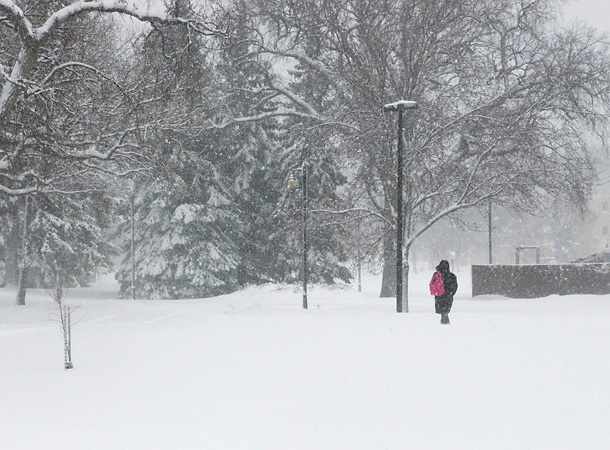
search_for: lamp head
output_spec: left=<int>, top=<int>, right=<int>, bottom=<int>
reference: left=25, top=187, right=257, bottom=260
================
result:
left=383, top=100, right=418, bottom=112
left=287, top=172, right=299, bottom=189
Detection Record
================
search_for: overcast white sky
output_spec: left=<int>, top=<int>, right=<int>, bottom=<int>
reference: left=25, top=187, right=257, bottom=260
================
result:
left=562, top=0, right=610, bottom=32
left=128, top=0, right=609, bottom=33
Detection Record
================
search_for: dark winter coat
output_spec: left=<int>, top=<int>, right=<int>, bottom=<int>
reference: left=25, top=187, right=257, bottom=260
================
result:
left=433, top=263, right=458, bottom=314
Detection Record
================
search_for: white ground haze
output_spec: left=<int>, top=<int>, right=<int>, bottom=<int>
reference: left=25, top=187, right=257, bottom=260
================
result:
left=1, top=270, right=608, bottom=449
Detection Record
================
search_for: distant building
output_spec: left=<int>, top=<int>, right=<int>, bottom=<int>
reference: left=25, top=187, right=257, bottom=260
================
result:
left=576, top=195, right=610, bottom=256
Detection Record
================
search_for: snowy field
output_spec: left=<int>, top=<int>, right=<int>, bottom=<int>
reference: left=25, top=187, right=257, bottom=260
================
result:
left=1, top=270, right=609, bottom=450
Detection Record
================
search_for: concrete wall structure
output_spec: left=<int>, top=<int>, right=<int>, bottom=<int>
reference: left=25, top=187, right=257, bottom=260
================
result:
left=472, top=264, right=610, bottom=298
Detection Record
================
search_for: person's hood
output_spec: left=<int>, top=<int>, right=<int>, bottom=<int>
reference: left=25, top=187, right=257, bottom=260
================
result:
left=437, top=260, right=450, bottom=272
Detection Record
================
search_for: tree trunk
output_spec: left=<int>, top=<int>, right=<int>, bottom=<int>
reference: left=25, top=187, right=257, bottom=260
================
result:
left=380, top=235, right=410, bottom=312
left=380, top=232, right=396, bottom=297
left=4, top=200, right=22, bottom=286
left=0, top=45, right=40, bottom=126
left=15, top=266, right=28, bottom=306
left=15, top=196, right=30, bottom=306
left=2, top=45, right=39, bottom=295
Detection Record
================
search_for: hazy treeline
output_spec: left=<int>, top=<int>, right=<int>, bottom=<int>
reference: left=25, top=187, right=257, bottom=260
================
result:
left=1, top=0, right=609, bottom=301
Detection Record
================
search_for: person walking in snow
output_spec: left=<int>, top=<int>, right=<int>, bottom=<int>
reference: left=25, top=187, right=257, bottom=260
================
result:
left=432, top=260, right=458, bottom=324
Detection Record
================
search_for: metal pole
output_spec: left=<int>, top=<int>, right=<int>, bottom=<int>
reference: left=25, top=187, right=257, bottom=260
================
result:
left=302, top=163, right=308, bottom=310
left=488, top=200, right=493, bottom=265
left=384, top=100, right=416, bottom=313
left=131, top=196, right=136, bottom=301
left=396, top=110, right=404, bottom=313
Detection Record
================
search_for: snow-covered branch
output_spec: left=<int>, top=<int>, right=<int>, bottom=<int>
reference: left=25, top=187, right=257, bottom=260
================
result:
left=35, top=1, right=222, bottom=43
left=405, top=185, right=506, bottom=251
left=309, top=207, right=391, bottom=226
left=0, top=64, right=30, bottom=90
left=0, top=184, right=38, bottom=195
left=0, top=0, right=223, bottom=126
left=267, top=80, right=322, bottom=120
left=206, top=109, right=320, bottom=129
left=38, top=62, right=111, bottom=88
left=0, top=1, right=34, bottom=40
left=260, top=47, right=344, bottom=94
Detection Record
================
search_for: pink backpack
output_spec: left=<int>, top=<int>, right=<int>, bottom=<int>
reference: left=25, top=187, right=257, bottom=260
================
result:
left=429, top=271, right=445, bottom=296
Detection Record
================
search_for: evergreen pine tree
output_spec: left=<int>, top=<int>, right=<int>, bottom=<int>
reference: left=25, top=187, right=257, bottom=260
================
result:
left=117, top=167, right=242, bottom=299
left=116, top=6, right=245, bottom=298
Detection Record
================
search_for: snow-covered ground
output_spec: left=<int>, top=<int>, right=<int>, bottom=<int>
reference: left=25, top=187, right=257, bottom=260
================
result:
left=1, top=270, right=609, bottom=450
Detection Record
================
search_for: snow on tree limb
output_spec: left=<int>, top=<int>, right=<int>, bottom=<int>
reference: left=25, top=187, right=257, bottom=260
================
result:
left=38, top=62, right=112, bottom=88
left=206, top=109, right=320, bottom=129
left=0, top=1, right=34, bottom=40
left=260, top=48, right=344, bottom=94
left=309, top=207, right=392, bottom=226
left=0, top=185, right=38, bottom=195
left=404, top=184, right=507, bottom=251
left=0, top=0, right=223, bottom=127
left=268, top=81, right=322, bottom=120
left=0, top=64, right=30, bottom=90
left=0, top=1, right=222, bottom=43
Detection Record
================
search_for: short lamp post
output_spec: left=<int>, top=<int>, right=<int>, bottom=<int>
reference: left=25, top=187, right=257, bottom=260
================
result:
left=130, top=195, right=136, bottom=301
left=288, top=164, right=308, bottom=310
left=384, top=100, right=417, bottom=313
left=488, top=200, right=493, bottom=265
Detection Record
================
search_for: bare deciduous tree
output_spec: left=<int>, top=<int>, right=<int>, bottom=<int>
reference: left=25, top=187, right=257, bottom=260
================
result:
left=249, top=0, right=610, bottom=308
left=0, top=0, right=223, bottom=304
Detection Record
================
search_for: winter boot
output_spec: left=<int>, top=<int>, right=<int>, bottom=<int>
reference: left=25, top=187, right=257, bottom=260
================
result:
left=440, top=313, right=450, bottom=325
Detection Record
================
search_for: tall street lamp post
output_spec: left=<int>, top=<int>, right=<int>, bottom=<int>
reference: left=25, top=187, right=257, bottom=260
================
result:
left=288, top=163, right=308, bottom=310
left=384, top=100, right=417, bottom=313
